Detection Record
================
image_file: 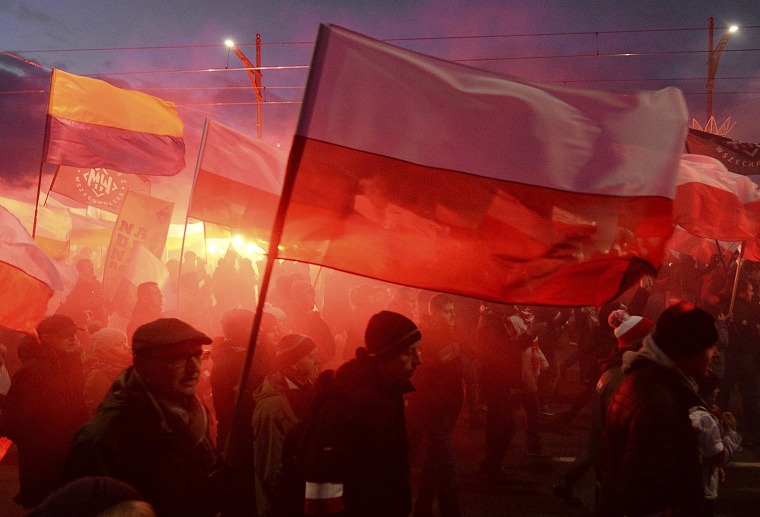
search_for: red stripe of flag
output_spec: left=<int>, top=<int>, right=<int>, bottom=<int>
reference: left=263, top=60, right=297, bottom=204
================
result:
left=275, top=25, right=687, bottom=306
left=46, top=117, right=185, bottom=176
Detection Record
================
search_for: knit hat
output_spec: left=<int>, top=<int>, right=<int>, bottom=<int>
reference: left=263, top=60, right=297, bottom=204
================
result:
left=89, top=327, right=130, bottom=366
left=275, top=334, right=317, bottom=370
left=364, top=311, right=421, bottom=358
left=220, top=308, right=255, bottom=337
left=264, top=303, right=287, bottom=324
left=653, top=302, right=718, bottom=360
left=608, top=310, right=655, bottom=350
left=37, top=314, right=78, bottom=337
left=91, top=327, right=128, bottom=350
left=132, top=318, right=211, bottom=357
left=260, top=311, right=279, bottom=333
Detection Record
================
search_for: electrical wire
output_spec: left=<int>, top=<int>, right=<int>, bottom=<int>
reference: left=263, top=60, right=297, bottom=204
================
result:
left=7, top=24, right=759, bottom=53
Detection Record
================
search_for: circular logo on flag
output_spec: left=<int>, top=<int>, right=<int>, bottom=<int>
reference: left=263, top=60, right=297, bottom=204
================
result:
left=74, top=168, right=129, bottom=207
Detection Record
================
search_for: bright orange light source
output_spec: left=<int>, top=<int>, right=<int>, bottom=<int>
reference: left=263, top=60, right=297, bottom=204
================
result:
left=728, top=26, right=738, bottom=33
left=224, top=39, right=235, bottom=48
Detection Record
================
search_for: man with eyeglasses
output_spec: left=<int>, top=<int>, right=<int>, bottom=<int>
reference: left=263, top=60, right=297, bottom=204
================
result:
left=64, top=318, right=220, bottom=517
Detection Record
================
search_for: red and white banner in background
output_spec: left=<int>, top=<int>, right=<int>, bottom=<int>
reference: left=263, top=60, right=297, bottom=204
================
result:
left=0, top=206, right=63, bottom=332
left=686, top=128, right=760, bottom=177
left=674, top=154, right=760, bottom=242
left=188, top=119, right=286, bottom=239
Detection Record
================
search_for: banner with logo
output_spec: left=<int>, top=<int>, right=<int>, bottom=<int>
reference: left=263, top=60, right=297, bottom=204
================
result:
left=102, top=191, right=173, bottom=307
left=50, top=165, right=151, bottom=213
left=686, top=128, right=760, bottom=177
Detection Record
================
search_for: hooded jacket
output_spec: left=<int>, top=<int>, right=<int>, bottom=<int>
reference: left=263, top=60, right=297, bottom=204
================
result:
left=599, top=336, right=706, bottom=516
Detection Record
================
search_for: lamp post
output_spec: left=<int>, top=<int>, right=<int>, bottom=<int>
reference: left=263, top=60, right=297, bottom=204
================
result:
left=226, top=36, right=264, bottom=138
left=706, top=17, right=738, bottom=122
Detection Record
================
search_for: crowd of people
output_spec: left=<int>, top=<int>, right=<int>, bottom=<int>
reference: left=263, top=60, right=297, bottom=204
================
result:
left=0, top=245, right=757, bottom=516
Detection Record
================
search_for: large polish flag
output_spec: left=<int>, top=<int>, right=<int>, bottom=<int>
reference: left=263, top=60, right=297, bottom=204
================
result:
left=0, top=206, right=63, bottom=332
left=277, top=25, right=688, bottom=307
left=44, top=69, right=185, bottom=176
left=674, top=154, right=760, bottom=242
left=188, top=119, right=286, bottom=239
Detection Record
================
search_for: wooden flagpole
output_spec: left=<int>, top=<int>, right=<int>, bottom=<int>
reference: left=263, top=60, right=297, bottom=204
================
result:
left=33, top=71, right=57, bottom=239
left=176, top=118, right=210, bottom=312
left=727, top=243, right=745, bottom=317
left=222, top=135, right=306, bottom=462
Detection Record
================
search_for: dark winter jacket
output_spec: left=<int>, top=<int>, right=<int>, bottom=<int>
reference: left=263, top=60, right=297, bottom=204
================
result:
left=279, top=350, right=413, bottom=517
left=726, top=296, right=760, bottom=355
left=476, top=307, right=533, bottom=395
left=64, top=367, right=219, bottom=517
left=599, top=344, right=706, bottom=517
left=1, top=348, right=88, bottom=508
left=407, top=319, right=467, bottom=432
left=252, top=371, right=314, bottom=517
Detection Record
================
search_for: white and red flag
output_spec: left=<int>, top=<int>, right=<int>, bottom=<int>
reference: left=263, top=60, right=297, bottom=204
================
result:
left=276, top=25, right=688, bottom=307
left=188, top=119, right=286, bottom=239
left=0, top=206, right=63, bottom=332
left=674, top=154, right=760, bottom=242
left=666, top=225, right=734, bottom=267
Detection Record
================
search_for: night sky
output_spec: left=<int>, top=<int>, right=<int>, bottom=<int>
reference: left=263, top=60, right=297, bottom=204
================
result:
left=2, top=0, right=758, bottom=218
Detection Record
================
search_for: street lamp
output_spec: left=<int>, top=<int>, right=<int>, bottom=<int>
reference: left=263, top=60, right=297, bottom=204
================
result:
left=706, top=17, right=738, bottom=123
left=226, top=37, right=264, bottom=138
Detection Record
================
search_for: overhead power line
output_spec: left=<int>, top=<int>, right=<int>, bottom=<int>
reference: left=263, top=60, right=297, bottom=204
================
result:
left=7, top=24, right=760, bottom=53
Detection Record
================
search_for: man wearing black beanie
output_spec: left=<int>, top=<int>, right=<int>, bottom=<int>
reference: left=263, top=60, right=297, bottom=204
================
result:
left=598, top=302, right=720, bottom=517
left=278, top=310, right=421, bottom=517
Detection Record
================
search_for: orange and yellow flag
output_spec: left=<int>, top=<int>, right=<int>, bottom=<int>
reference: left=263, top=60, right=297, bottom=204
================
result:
left=44, top=69, right=185, bottom=176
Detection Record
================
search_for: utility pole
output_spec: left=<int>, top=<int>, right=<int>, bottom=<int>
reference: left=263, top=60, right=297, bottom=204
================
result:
left=706, top=17, right=738, bottom=123
left=226, top=35, right=264, bottom=138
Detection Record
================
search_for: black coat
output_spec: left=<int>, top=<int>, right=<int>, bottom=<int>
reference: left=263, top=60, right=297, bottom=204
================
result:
left=280, top=351, right=413, bottom=517
left=64, top=367, right=219, bottom=517
left=599, top=358, right=706, bottom=516
left=476, top=309, right=532, bottom=396
left=2, top=348, right=88, bottom=508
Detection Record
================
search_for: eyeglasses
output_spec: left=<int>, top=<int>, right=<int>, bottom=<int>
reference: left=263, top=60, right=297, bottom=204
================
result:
left=145, top=349, right=210, bottom=369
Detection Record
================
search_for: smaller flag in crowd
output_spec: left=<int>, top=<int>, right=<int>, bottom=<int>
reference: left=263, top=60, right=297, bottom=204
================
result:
left=686, top=128, right=760, bottom=177
left=0, top=206, right=63, bottom=332
left=674, top=154, right=760, bottom=242
left=188, top=119, right=286, bottom=239
left=50, top=165, right=151, bottom=213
